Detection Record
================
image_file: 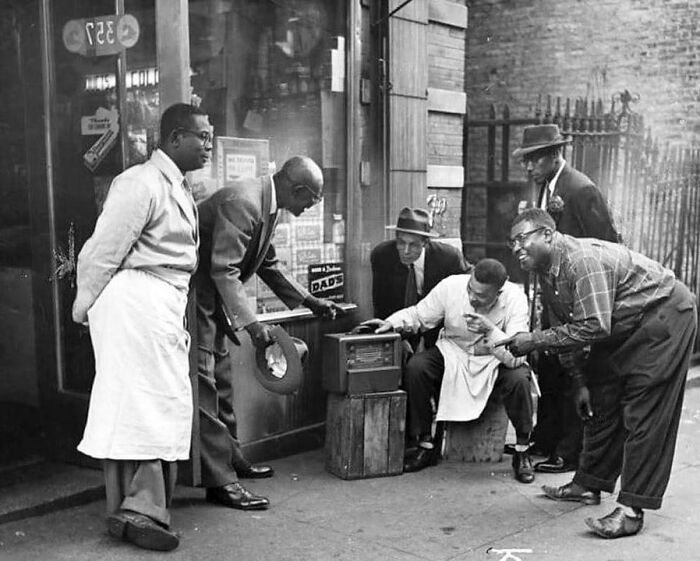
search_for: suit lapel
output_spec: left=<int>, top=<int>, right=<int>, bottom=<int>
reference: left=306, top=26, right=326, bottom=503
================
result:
left=251, top=175, right=276, bottom=271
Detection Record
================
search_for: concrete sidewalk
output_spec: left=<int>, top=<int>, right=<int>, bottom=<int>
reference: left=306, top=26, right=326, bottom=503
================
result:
left=1, top=379, right=699, bottom=561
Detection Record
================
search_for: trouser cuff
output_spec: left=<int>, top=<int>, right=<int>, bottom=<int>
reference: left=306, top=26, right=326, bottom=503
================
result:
left=572, top=471, right=616, bottom=494
left=618, top=490, right=662, bottom=510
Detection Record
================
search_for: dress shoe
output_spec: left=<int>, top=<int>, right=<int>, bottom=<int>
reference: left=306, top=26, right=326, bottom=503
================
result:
left=512, top=451, right=535, bottom=484
left=236, top=463, right=274, bottom=479
left=206, top=482, right=270, bottom=510
left=403, top=446, right=438, bottom=473
left=542, top=481, right=601, bottom=505
left=534, top=454, right=577, bottom=473
left=107, top=509, right=179, bottom=552
left=585, top=507, right=644, bottom=538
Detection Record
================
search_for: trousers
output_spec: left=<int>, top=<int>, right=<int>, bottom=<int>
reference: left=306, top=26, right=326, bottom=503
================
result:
left=572, top=280, right=697, bottom=509
left=103, top=459, right=176, bottom=527
left=405, top=346, right=534, bottom=444
left=197, top=327, right=244, bottom=488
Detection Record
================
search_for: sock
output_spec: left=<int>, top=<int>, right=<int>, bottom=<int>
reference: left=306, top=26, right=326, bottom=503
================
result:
left=619, top=505, right=643, bottom=518
left=419, top=440, right=434, bottom=450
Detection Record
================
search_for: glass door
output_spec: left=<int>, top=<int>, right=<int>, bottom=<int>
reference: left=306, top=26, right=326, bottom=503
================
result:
left=42, top=0, right=159, bottom=459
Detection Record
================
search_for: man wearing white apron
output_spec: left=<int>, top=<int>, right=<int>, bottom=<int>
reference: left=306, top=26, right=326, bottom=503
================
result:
left=72, top=103, right=211, bottom=552
left=363, top=258, right=536, bottom=484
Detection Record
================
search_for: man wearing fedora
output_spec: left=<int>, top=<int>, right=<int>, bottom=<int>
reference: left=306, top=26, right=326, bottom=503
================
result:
left=512, top=124, right=619, bottom=476
left=371, top=207, right=470, bottom=353
left=194, top=155, right=343, bottom=511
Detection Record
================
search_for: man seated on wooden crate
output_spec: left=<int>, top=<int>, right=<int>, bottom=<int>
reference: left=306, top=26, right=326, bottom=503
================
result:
left=362, top=258, right=536, bottom=484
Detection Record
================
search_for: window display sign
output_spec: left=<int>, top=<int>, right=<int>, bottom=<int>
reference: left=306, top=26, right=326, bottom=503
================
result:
left=62, top=14, right=140, bottom=57
left=308, top=263, right=344, bottom=302
left=216, top=137, right=270, bottom=186
left=83, top=110, right=120, bottom=172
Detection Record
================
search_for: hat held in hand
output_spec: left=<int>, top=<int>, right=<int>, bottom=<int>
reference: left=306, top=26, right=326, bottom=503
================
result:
left=386, top=207, right=439, bottom=238
left=255, top=325, right=308, bottom=395
left=512, top=124, right=572, bottom=158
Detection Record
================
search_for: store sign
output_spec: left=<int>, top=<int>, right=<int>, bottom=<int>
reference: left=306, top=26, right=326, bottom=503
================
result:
left=80, top=107, right=118, bottom=136
left=83, top=108, right=120, bottom=171
left=216, top=137, right=270, bottom=187
left=308, top=263, right=344, bottom=302
left=63, top=14, right=140, bottom=57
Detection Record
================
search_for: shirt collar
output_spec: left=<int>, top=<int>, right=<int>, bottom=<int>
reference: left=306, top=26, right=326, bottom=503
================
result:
left=545, top=231, right=565, bottom=278
left=548, top=158, right=566, bottom=194
left=413, top=246, right=426, bottom=272
left=150, top=148, right=185, bottom=187
left=269, top=174, right=278, bottom=214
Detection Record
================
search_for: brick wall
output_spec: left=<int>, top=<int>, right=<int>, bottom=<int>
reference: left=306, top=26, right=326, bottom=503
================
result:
left=466, top=0, right=700, bottom=145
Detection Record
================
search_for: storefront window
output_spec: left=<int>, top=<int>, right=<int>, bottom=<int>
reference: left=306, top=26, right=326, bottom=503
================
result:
left=50, top=0, right=158, bottom=393
left=189, top=0, right=348, bottom=313
left=0, top=6, right=32, bottom=267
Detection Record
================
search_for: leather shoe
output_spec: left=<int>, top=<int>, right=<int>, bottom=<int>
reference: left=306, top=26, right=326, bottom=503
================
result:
left=236, top=463, right=274, bottom=479
left=512, top=451, right=535, bottom=484
left=542, top=481, right=601, bottom=505
left=534, top=454, right=576, bottom=473
left=585, top=507, right=644, bottom=538
left=107, top=509, right=179, bottom=552
left=403, top=446, right=438, bottom=473
left=206, top=482, right=270, bottom=510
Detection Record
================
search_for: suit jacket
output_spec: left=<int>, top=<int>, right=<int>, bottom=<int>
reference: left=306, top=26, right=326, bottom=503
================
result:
left=370, top=239, right=469, bottom=348
left=195, top=175, right=308, bottom=350
left=542, top=163, right=619, bottom=242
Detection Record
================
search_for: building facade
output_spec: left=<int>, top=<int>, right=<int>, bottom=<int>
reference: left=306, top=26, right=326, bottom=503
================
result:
left=0, top=0, right=469, bottom=473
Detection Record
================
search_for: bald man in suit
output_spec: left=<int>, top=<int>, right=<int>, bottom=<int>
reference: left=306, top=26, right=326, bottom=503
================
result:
left=194, top=156, right=342, bottom=510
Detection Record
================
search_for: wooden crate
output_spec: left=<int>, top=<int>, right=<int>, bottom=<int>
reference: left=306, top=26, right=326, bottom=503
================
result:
left=442, top=394, right=508, bottom=463
left=325, top=390, right=406, bottom=479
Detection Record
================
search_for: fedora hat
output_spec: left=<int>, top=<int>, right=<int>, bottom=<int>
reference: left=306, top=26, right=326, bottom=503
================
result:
left=255, top=325, right=308, bottom=395
left=512, top=124, right=572, bottom=158
left=386, top=207, right=439, bottom=238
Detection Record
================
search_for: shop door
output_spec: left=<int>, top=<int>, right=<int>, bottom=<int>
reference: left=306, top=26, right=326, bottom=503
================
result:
left=41, top=0, right=160, bottom=462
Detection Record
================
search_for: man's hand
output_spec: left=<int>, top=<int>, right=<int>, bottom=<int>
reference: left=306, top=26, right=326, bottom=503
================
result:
left=304, top=295, right=344, bottom=320
left=360, top=318, right=393, bottom=334
left=493, top=332, right=536, bottom=356
left=245, top=321, right=273, bottom=348
left=574, top=386, right=594, bottom=420
left=464, top=312, right=496, bottom=335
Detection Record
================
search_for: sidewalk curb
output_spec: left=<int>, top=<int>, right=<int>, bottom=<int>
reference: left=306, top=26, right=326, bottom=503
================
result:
left=0, top=485, right=104, bottom=527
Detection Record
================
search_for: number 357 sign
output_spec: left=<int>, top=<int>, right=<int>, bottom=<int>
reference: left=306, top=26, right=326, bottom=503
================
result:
left=62, top=14, right=140, bottom=57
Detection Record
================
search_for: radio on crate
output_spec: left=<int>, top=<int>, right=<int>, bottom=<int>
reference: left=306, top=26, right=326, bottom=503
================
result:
left=322, top=331, right=402, bottom=395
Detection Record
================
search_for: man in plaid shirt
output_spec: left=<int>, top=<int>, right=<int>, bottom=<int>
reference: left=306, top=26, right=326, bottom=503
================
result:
left=501, top=208, right=697, bottom=539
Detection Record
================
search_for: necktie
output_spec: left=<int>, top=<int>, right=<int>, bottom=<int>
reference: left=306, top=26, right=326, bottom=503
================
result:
left=404, top=264, right=418, bottom=307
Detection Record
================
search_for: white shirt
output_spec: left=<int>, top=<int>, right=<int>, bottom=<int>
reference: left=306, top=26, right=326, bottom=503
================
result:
left=413, top=248, right=426, bottom=295
left=539, top=158, right=567, bottom=209
left=270, top=175, right=278, bottom=214
left=386, top=275, right=529, bottom=421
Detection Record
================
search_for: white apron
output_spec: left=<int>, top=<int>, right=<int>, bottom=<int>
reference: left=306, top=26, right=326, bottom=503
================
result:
left=78, top=269, right=192, bottom=461
left=435, top=337, right=499, bottom=422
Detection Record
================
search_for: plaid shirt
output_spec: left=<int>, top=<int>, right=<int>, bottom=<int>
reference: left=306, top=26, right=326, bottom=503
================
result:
left=531, top=233, right=675, bottom=355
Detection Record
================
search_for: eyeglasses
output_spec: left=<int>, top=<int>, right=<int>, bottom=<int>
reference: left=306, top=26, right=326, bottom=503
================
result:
left=506, top=227, right=547, bottom=249
left=299, top=183, right=323, bottom=204
left=179, top=128, right=213, bottom=145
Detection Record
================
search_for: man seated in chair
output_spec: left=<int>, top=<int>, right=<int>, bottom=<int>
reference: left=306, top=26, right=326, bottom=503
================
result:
left=362, top=258, right=536, bottom=483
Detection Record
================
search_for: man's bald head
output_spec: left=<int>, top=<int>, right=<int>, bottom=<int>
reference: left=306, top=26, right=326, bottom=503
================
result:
left=274, top=156, right=324, bottom=217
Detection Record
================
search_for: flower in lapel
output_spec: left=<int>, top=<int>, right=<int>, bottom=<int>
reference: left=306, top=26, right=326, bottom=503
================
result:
left=547, top=194, right=565, bottom=216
